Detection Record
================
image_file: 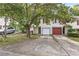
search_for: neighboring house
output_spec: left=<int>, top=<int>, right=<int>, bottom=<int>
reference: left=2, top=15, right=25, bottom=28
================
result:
left=67, top=16, right=79, bottom=30
left=39, top=19, right=65, bottom=35
left=0, top=17, right=10, bottom=32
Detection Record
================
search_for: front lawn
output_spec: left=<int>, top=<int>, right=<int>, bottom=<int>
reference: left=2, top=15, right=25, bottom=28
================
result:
left=68, top=37, right=79, bottom=42
left=0, top=33, right=39, bottom=46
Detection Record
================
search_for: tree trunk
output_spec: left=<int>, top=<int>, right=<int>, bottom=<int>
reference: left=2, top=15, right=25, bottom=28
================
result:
left=4, top=16, right=7, bottom=39
left=27, top=25, right=31, bottom=38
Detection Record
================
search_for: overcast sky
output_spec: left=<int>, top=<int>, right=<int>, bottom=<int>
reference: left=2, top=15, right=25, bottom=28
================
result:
left=64, top=3, right=79, bottom=7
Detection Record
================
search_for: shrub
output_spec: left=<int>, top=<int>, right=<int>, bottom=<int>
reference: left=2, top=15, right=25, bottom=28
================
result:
left=67, top=32, right=79, bottom=37
left=67, top=28, right=79, bottom=37
left=68, top=28, right=76, bottom=33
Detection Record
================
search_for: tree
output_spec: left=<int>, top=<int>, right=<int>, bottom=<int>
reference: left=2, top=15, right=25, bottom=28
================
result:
left=54, top=4, right=72, bottom=24
left=71, top=5, right=79, bottom=16
left=0, top=4, right=24, bottom=39
left=0, top=4, right=11, bottom=39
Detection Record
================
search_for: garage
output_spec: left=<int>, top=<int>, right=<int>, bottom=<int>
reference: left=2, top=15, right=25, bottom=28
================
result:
left=39, top=22, right=64, bottom=35
left=41, top=27, right=51, bottom=35
left=52, top=27, right=62, bottom=35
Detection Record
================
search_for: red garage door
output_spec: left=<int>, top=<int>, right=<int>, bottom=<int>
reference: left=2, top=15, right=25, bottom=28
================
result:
left=52, top=27, right=62, bottom=35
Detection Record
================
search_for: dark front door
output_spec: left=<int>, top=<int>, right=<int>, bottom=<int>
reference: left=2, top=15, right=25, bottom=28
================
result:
left=38, top=27, right=41, bottom=34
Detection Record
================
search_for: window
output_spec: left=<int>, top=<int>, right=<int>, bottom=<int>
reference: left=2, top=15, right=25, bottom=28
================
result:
left=53, top=19, right=56, bottom=24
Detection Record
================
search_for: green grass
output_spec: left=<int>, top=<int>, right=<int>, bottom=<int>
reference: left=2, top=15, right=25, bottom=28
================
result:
left=69, top=37, right=79, bottom=42
left=0, top=33, right=39, bottom=47
left=30, top=34, right=39, bottom=39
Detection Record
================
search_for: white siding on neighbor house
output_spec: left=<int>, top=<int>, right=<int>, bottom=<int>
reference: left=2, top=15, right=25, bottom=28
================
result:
left=68, top=16, right=79, bottom=29
left=67, top=21, right=79, bottom=29
left=0, top=17, right=10, bottom=31
left=0, top=17, right=10, bottom=26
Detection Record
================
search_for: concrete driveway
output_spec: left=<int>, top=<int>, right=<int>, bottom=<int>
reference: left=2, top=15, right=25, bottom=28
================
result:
left=0, top=35, right=79, bottom=56
left=53, top=35, right=79, bottom=56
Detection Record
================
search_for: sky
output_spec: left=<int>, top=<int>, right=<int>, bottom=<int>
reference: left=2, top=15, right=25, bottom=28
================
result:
left=64, top=3, right=79, bottom=7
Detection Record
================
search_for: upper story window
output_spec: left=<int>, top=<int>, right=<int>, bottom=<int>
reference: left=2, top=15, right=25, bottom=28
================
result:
left=52, top=19, right=56, bottom=24
left=53, top=20, right=60, bottom=24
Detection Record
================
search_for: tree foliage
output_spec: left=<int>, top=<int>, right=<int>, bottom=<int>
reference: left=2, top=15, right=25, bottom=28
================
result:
left=71, top=5, right=79, bottom=16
